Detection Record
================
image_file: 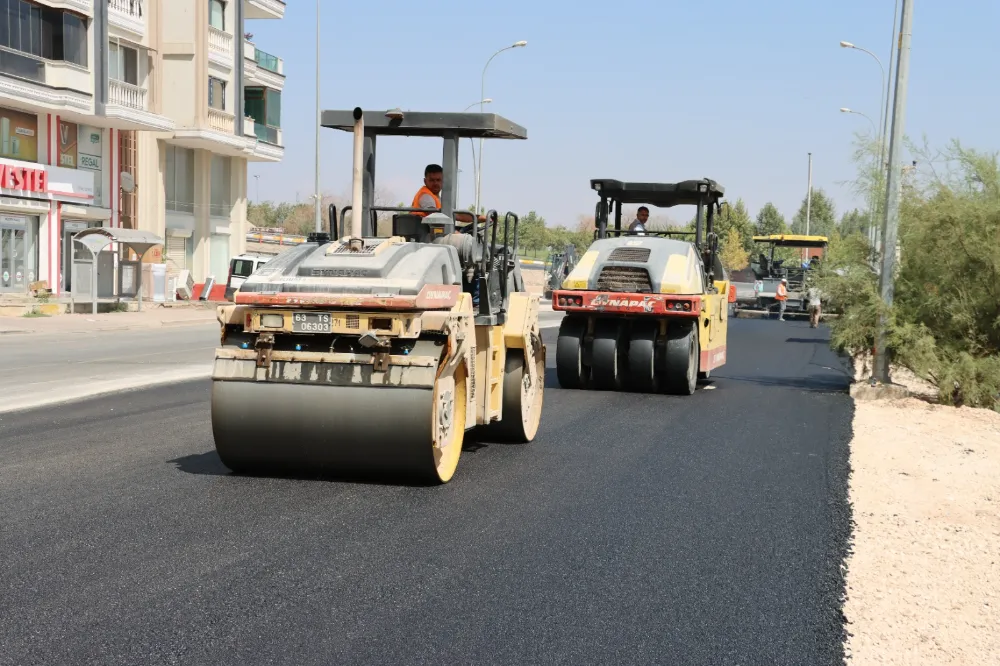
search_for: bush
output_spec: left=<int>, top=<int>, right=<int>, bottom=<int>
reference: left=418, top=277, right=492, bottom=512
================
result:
left=822, top=138, right=1000, bottom=410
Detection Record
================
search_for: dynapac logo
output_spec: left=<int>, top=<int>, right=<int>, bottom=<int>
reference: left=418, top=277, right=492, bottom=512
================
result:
left=591, top=294, right=656, bottom=312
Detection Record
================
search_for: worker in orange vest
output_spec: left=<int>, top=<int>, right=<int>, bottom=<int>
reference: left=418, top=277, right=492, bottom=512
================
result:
left=411, top=164, right=443, bottom=217
left=776, top=277, right=788, bottom=321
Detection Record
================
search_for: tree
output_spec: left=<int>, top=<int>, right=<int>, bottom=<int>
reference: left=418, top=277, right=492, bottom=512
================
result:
left=790, top=188, right=837, bottom=237
left=755, top=202, right=788, bottom=236
left=517, top=211, right=548, bottom=254
left=715, top=198, right=754, bottom=252
left=719, top=227, right=749, bottom=272
left=839, top=208, right=869, bottom=238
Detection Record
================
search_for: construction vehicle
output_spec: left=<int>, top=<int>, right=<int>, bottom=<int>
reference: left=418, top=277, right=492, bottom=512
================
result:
left=744, top=234, right=828, bottom=317
left=210, top=107, right=545, bottom=484
left=542, top=244, right=578, bottom=299
left=551, top=179, right=732, bottom=395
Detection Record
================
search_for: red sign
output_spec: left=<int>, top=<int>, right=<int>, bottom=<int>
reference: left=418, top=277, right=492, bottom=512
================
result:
left=0, top=164, right=47, bottom=193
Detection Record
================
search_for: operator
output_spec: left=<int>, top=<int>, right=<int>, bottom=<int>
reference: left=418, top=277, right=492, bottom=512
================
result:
left=628, top=206, right=650, bottom=235
left=411, top=164, right=443, bottom=218
left=776, top=277, right=788, bottom=321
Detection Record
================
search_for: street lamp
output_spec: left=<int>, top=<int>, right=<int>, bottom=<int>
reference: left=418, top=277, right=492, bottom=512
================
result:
left=840, top=40, right=887, bottom=169
left=463, top=99, right=492, bottom=212
left=474, top=40, right=527, bottom=216
left=840, top=108, right=880, bottom=247
left=840, top=107, right=877, bottom=136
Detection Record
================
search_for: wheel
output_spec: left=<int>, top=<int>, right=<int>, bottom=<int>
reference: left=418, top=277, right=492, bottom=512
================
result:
left=483, top=349, right=544, bottom=443
left=431, top=367, right=467, bottom=483
left=556, top=316, right=589, bottom=389
left=663, top=321, right=698, bottom=395
left=628, top=320, right=659, bottom=393
left=591, top=318, right=627, bottom=391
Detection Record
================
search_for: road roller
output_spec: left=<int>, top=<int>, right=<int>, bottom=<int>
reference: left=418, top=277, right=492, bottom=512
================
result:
left=210, top=107, right=545, bottom=484
left=552, top=178, right=732, bottom=395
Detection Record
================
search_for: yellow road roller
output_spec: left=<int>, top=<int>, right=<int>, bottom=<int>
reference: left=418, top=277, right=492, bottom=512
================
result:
left=210, top=107, right=545, bottom=483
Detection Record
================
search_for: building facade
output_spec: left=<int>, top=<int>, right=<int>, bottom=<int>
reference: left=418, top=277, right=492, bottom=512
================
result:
left=0, top=0, right=284, bottom=296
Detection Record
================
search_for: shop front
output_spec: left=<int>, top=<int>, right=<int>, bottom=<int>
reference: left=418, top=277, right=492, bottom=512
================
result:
left=0, top=157, right=95, bottom=294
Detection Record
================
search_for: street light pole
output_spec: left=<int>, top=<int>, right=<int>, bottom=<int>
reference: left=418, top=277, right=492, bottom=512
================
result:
left=873, top=0, right=913, bottom=385
left=463, top=99, right=491, bottom=212
left=474, top=40, right=526, bottom=217
left=805, top=152, right=812, bottom=235
left=313, top=0, right=322, bottom=233
left=840, top=41, right=886, bottom=168
left=841, top=107, right=880, bottom=245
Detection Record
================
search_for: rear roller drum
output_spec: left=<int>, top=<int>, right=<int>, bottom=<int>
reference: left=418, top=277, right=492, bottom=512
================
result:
left=483, top=348, right=544, bottom=443
left=591, top=318, right=628, bottom=391
left=628, top=320, right=659, bottom=393
left=556, top=316, right=589, bottom=389
left=663, top=321, right=699, bottom=396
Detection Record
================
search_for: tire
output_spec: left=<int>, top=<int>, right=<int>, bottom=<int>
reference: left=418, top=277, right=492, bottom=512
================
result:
left=484, top=349, right=544, bottom=443
left=591, top=318, right=627, bottom=391
left=556, top=316, right=588, bottom=389
left=628, top=320, right=659, bottom=393
left=663, top=321, right=698, bottom=395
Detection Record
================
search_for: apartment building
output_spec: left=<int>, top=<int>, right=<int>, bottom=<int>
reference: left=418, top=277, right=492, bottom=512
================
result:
left=142, top=0, right=285, bottom=291
left=0, top=0, right=284, bottom=297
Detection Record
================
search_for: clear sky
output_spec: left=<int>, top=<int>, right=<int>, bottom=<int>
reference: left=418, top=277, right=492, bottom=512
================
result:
left=246, top=0, right=1000, bottom=227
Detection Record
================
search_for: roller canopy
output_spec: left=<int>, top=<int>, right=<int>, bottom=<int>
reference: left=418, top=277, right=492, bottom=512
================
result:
left=590, top=179, right=725, bottom=207
left=321, top=110, right=527, bottom=139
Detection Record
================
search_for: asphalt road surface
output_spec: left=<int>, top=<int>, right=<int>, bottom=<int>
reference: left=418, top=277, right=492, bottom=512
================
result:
left=0, top=317, right=854, bottom=666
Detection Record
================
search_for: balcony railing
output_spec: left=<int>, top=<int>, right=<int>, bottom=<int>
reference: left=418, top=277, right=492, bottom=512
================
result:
left=208, top=107, right=235, bottom=134
left=254, top=48, right=282, bottom=75
left=109, top=0, right=144, bottom=31
left=208, top=27, right=233, bottom=59
left=253, top=122, right=281, bottom=145
left=108, top=78, right=147, bottom=111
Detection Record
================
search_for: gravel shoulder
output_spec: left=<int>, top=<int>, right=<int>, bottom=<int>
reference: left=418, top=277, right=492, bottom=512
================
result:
left=843, top=359, right=1000, bottom=664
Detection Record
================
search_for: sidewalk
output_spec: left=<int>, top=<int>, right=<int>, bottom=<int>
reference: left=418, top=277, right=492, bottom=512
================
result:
left=0, top=303, right=219, bottom=336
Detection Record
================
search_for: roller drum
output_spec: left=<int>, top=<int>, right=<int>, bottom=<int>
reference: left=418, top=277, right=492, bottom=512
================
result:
left=211, top=380, right=454, bottom=482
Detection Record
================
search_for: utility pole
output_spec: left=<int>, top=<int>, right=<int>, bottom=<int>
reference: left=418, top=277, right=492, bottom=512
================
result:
left=805, top=152, right=812, bottom=235
left=873, top=0, right=913, bottom=384
left=313, top=0, right=322, bottom=233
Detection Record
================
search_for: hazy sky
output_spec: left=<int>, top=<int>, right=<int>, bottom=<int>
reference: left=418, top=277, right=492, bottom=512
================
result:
left=246, top=0, right=999, bottom=227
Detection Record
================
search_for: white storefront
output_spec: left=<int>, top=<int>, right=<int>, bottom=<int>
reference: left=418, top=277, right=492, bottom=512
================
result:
left=0, top=157, right=96, bottom=295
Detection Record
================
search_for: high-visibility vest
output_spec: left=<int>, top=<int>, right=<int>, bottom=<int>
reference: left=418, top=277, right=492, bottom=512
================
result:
left=776, top=283, right=788, bottom=300
left=411, top=186, right=441, bottom=218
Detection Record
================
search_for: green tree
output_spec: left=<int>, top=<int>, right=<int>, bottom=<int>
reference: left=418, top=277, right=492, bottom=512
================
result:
left=516, top=211, right=548, bottom=254
left=715, top=198, right=754, bottom=252
left=839, top=208, right=869, bottom=238
left=755, top=202, right=788, bottom=236
left=719, top=227, right=749, bottom=272
left=790, top=188, right=837, bottom=237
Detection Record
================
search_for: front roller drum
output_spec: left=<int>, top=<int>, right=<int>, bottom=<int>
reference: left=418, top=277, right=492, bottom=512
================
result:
left=211, top=371, right=468, bottom=484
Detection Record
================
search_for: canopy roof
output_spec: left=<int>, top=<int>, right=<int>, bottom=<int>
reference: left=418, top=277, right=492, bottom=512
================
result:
left=73, top=227, right=164, bottom=255
left=590, top=179, right=725, bottom=207
left=320, top=109, right=527, bottom=139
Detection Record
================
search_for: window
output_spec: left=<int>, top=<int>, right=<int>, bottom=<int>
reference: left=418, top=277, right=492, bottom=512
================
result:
left=109, top=42, right=138, bottom=85
left=164, top=144, right=194, bottom=214
left=208, top=76, right=226, bottom=111
left=0, top=0, right=89, bottom=68
left=209, top=0, right=225, bottom=30
left=244, top=86, right=281, bottom=144
left=210, top=155, right=231, bottom=217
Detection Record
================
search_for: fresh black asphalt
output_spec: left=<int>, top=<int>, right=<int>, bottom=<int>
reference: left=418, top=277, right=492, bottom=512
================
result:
left=0, top=317, right=854, bottom=666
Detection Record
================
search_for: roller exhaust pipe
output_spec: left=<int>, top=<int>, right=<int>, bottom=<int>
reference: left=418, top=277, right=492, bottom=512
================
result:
left=350, top=107, right=364, bottom=250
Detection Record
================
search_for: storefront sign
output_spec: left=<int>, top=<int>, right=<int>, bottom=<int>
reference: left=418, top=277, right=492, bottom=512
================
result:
left=0, top=157, right=94, bottom=203
left=78, top=125, right=102, bottom=171
left=59, top=120, right=79, bottom=168
left=0, top=107, right=38, bottom=162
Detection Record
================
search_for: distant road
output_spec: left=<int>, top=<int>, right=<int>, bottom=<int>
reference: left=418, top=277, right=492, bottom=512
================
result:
left=1, top=318, right=854, bottom=665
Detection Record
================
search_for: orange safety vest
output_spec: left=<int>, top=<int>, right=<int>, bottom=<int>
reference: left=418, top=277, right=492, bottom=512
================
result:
left=776, top=283, right=788, bottom=301
left=411, top=186, right=441, bottom=218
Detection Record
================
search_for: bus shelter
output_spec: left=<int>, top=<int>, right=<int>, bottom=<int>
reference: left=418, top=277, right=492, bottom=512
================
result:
left=70, top=228, right=163, bottom=314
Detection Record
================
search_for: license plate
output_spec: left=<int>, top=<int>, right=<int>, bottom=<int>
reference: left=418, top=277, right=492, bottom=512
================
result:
left=291, top=312, right=333, bottom=333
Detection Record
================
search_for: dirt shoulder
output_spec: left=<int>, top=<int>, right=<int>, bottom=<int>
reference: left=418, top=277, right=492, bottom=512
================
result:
left=843, top=359, right=1000, bottom=664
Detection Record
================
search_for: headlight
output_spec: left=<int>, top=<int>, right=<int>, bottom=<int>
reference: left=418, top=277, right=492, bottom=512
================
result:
left=260, top=313, right=284, bottom=328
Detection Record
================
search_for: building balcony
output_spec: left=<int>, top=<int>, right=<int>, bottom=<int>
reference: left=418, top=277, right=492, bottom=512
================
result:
left=108, top=0, right=145, bottom=37
left=45, top=0, right=93, bottom=15
left=243, top=41, right=284, bottom=91
left=172, top=107, right=282, bottom=163
left=104, top=78, right=175, bottom=132
left=208, top=27, right=234, bottom=68
left=0, top=48, right=92, bottom=114
left=245, top=0, right=285, bottom=20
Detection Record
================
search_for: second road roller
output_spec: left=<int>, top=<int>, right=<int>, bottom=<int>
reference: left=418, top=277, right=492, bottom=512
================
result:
left=210, top=107, right=545, bottom=484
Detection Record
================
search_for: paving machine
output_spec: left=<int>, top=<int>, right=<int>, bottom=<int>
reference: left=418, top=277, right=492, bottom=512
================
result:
left=749, top=234, right=828, bottom=316
left=551, top=179, right=731, bottom=395
left=210, top=107, right=545, bottom=484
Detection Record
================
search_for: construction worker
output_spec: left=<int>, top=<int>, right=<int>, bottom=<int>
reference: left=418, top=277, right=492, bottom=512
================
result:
left=628, top=206, right=650, bottom=234
left=776, top=277, right=788, bottom=321
left=806, top=284, right=822, bottom=328
left=411, top=164, right=443, bottom=217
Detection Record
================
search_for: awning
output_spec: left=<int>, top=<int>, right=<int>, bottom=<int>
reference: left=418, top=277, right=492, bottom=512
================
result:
left=73, top=227, right=163, bottom=256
